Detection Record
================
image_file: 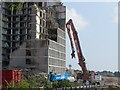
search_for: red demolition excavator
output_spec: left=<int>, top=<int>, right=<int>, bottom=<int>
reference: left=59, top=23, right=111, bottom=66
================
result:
left=66, top=19, right=91, bottom=85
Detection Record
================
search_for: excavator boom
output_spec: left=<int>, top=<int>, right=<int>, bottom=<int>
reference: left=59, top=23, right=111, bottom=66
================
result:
left=66, top=19, right=89, bottom=82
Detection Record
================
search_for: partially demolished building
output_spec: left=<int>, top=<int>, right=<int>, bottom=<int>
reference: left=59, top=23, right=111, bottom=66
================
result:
left=1, top=2, right=66, bottom=74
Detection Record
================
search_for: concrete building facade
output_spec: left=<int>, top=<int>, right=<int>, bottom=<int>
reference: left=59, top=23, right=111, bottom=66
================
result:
left=0, top=2, right=2, bottom=88
left=1, top=2, right=66, bottom=74
left=0, top=2, right=2, bottom=68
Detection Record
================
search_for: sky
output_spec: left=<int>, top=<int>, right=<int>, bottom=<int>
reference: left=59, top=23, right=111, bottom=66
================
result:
left=63, top=1, right=118, bottom=72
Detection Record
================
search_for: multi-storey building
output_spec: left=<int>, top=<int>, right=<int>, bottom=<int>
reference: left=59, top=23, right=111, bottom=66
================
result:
left=0, top=2, right=2, bottom=68
left=0, top=2, right=2, bottom=88
left=1, top=2, right=66, bottom=74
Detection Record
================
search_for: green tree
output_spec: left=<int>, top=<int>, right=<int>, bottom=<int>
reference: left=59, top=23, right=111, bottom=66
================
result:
left=114, top=71, right=120, bottom=77
left=7, top=2, right=24, bottom=11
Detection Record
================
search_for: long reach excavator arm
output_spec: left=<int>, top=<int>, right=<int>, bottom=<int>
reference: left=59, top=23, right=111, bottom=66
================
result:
left=66, top=19, right=90, bottom=83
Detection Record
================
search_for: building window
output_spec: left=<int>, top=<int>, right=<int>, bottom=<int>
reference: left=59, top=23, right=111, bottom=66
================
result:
left=26, top=58, right=31, bottom=64
left=2, top=42, right=9, bottom=47
left=26, top=50, right=31, bottom=56
left=38, top=2, right=42, bottom=7
left=28, top=10, right=31, bottom=14
left=16, top=17, right=19, bottom=21
left=40, top=19, right=42, bottom=25
left=28, top=2, right=34, bottom=6
left=43, top=13, right=46, bottom=19
left=28, top=16, right=31, bottom=21
left=27, top=35, right=31, bottom=40
left=40, top=11, right=42, bottom=17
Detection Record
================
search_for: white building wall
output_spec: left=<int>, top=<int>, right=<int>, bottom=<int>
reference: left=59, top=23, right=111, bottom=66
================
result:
left=48, top=28, right=66, bottom=74
left=31, top=4, right=47, bottom=40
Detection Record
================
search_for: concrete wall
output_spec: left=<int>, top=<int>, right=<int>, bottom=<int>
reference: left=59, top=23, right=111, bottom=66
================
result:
left=9, top=42, right=26, bottom=69
left=29, top=39, right=48, bottom=74
left=9, top=39, right=49, bottom=74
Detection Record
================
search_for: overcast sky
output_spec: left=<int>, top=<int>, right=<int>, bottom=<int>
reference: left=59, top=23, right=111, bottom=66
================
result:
left=63, top=1, right=118, bottom=72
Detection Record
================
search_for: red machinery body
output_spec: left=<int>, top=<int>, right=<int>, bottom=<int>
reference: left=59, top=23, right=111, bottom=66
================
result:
left=2, top=70, right=22, bottom=87
left=66, top=19, right=90, bottom=82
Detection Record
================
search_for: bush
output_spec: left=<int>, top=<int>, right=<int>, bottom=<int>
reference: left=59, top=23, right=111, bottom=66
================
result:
left=43, top=79, right=52, bottom=89
left=52, top=80, right=59, bottom=88
left=7, top=79, right=29, bottom=89
left=27, top=75, right=40, bottom=88
left=52, top=80, right=76, bottom=88
left=18, top=79, right=29, bottom=88
left=59, top=80, right=71, bottom=87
